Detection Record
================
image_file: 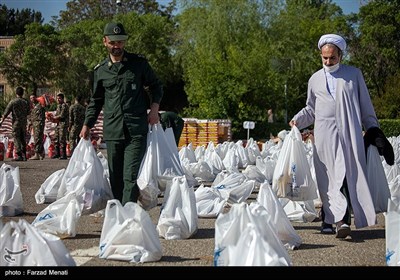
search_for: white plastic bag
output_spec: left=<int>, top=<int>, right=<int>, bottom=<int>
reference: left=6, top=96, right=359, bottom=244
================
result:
left=214, top=202, right=291, bottom=266
left=35, top=168, right=65, bottom=204
left=137, top=124, right=185, bottom=210
left=366, top=145, right=391, bottom=213
left=227, top=223, right=289, bottom=266
left=57, top=139, right=113, bottom=215
left=137, top=127, right=161, bottom=210
left=386, top=198, right=400, bottom=266
left=212, top=173, right=254, bottom=204
left=0, top=163, right=23, bottom=216
left=43, top=133, right=51, bottom=155
left=32, top=192, right=82, bottom=238
left=157, top=175, right=198, bottom=240
left=99, top=199, right=162, bottom=263
left=257, top=182, right=302, bottom=250
left=272, top=126, right=318, bottom=201
left=0, top=219, right=76, bottom=266
left=195, top=184, right=227, bottom=218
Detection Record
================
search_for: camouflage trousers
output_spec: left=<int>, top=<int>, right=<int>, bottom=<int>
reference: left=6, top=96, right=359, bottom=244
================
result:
left=12, top=125, right=27, bottom=156
left=69, top=126, right=82, bottom=155
left=32, top=121, right=45, bottom=154
left=54, top=124, right=68, bottom=153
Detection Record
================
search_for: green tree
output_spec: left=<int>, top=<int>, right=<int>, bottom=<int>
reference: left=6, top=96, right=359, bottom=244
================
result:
left=267, top=0, right=351, bottom=123
left=56, top=13, right=177, bottom=102
left=348, top=0, right=400, bottom=118
left=176, top=0, right=351, bottom=138
left=373, top=72, right=400, bottom=118
left=177, top=0, right=282, bottom=136
left=0, top=4, right=43, bottom=36
left=54, top=0, right=176, bottom=28
left=0, top=23, right=62, bottom=95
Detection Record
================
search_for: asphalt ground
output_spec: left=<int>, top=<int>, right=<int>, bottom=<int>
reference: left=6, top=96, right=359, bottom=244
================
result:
left=0, top=149, right=395, bottom=276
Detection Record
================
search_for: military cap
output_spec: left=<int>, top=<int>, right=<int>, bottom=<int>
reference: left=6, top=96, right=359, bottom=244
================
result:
left=103, top=22, right=128, bottom=41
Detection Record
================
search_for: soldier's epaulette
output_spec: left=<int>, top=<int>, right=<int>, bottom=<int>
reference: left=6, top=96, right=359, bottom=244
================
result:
left=94, top=59, right=108, bottom=70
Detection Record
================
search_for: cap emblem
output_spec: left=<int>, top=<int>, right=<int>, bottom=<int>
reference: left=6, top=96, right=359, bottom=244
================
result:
left=113, top=27, right=121, bottom=34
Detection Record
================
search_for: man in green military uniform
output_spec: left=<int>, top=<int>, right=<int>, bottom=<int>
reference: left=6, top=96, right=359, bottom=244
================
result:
left=68, top=94, right=86, bottom=156
left=80, top=22, right=163, bottom=205
left=0, top=86, right=31, bottom=161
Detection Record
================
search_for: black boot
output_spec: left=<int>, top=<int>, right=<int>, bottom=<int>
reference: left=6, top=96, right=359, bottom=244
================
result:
left=13, top=152, right=24, bottom=161
left=52, top=145, right=60, bottom=159
left=22, top=150, right=27, bottom=161
left=59, top=146, right=67, bottom=160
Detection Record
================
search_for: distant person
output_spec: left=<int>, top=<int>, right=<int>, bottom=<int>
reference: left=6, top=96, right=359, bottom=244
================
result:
left=160, top=111, right=184, bottom=146
left=27, top=93, right=37, bottom=137
left=68, top=95, right=86, bottom=155
left=267, top=108, right=274, bottom=123
left=80, top=22, right=163, bottom=205
left=29, top=95, right=46, bottom=160
left=289, top=34, right=393, bottom=239
left=29, top=93, right=36, bottom=110
left=48, top=93, right=69, bottom=160
left=0, top=86, right=30, bottom=161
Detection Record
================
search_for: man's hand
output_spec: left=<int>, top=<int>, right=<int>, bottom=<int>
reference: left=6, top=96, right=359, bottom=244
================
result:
left=80, top=125, right=90, bottom=140
left=148, top=103, right=160, bottom=125
left=289, top=120, right=297, bottom=127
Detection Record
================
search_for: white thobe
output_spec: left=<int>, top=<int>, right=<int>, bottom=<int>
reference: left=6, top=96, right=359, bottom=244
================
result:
left=292, top=64, right=377, bottom=228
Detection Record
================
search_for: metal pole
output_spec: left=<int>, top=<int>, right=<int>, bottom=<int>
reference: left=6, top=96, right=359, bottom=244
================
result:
left=284, top=82, right=288, bottom=124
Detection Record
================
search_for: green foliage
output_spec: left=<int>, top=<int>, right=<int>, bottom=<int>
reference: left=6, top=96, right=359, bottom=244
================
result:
left=349, top=0, right=400, bottom=100
left=0, top=23, right=61, bottom=94
left=267, top=0, right=351, bottom=119
left=372, top=72, right=400, bottom=119
left=0, top=93, right=14, bottom=117
left=178, top=0, right=279, bottom=124
left=379, top=119, right=400, bottom=137
left=56, top=13, right=177, bottom=99
left=0, top=4, right=43, bottom=35
left=121, top=12, right=177, bottom=84
left=0, top=0, right=399, bottom=137
left=56, top=0, right=176, bottom=29
left=55, top=19, right=105, bottom=102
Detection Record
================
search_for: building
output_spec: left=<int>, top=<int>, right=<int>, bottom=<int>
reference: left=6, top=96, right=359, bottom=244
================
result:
left=0, top=36, right=57, bottom=102
left=0, top=36, right=15, bottom=98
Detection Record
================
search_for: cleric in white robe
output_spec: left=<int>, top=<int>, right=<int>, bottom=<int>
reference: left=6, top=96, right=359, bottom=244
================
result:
left=290, top=34, right=377, bottom=229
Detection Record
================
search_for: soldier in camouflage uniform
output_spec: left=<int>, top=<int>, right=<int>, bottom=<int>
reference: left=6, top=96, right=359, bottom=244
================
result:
left=29, top=95, right=48, bottom=160
left=0, top=87, right=31, bottom=161
left=49, top=93, right=69, bottom=160
left=68, top=94, right=86, bottom=155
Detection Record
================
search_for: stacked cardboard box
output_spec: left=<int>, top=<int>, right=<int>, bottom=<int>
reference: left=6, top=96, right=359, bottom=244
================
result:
left=178, top=118, right=231, bottom=148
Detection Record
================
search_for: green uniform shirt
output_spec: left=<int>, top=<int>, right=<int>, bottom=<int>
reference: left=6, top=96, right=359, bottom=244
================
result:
left=85, top=52, right=163, bottom=140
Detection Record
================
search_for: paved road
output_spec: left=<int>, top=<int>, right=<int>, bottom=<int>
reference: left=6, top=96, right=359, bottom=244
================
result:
left=0, top=150, right=389, bottom=273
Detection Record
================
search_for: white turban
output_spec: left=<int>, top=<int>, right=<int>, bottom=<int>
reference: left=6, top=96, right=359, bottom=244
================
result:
left=318, top=34, right=346, bottom=51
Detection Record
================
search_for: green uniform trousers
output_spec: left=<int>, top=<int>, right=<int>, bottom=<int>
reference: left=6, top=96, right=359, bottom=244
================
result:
left=106, top=130, right=147, bottom=205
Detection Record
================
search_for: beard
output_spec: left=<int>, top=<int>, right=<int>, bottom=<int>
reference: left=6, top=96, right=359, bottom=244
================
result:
left=110, top=47, right=123, bottom=57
